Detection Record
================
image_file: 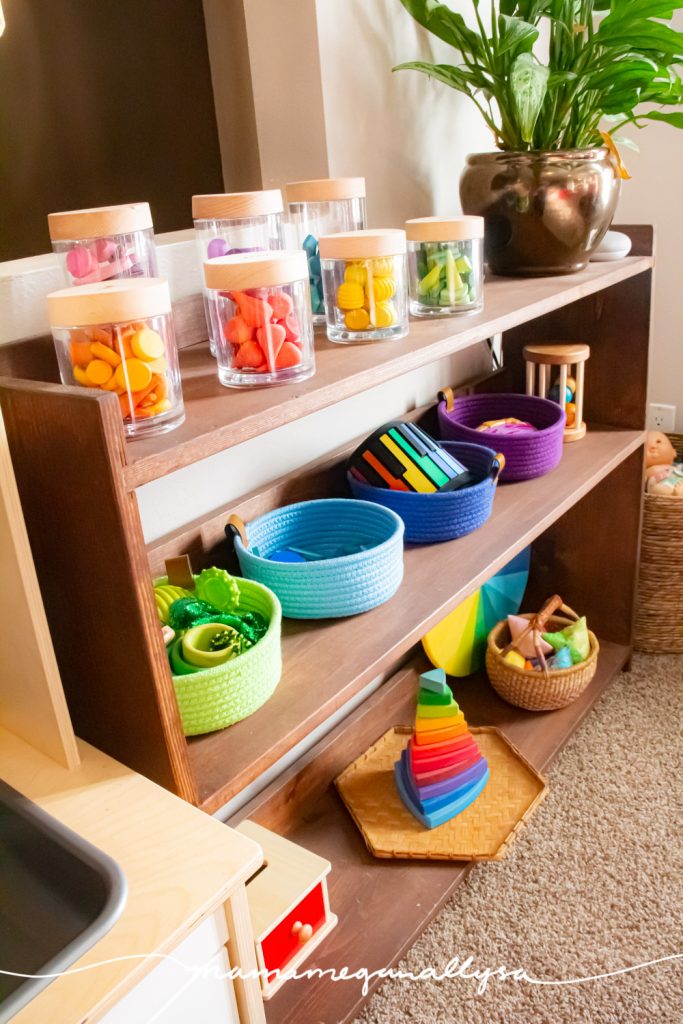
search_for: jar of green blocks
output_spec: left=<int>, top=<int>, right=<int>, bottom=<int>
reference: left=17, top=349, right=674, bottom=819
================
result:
left=405, top=216, right=484, bottom=317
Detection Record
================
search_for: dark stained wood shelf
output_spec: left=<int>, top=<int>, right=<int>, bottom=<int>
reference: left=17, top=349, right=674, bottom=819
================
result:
left=124, top=256, right=652, bottom=489
left=189, top=425, right=644, bottom=811
left=234, top=640, right=630, bottom=1024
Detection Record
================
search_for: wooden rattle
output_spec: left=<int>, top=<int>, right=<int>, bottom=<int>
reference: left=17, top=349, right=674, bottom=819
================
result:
left=524, top=342, right=590, bottom=442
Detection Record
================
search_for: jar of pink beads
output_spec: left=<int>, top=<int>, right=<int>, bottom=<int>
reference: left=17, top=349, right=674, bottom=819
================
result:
left=48, top=203, right=158, bottom=286
left=203, top=251, right=315, bottom=388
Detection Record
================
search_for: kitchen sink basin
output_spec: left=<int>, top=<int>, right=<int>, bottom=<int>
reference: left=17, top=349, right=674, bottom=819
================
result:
left=0, top=779, right=127, bottom=1022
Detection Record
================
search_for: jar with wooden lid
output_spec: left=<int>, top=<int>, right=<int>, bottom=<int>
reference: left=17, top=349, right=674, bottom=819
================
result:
left=285, top=178, right=366, bottom=324
left=47, top=278, right=184, bottom=439
left=203, top=251, right=315, bottom=388
left=405, top=216, right=484, bottom=317
left=48, top=203, right=158, bottom=287
left=319, top=229, right=408, bottom=343
left=192, top=191, right=285, bottom=355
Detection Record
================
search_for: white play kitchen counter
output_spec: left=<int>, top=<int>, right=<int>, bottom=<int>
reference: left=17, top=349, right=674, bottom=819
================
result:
left=0, top=727, right=265, bottom=1024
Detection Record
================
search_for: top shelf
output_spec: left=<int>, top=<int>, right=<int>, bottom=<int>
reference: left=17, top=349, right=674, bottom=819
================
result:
left=124, top=256, right=652, bottom=490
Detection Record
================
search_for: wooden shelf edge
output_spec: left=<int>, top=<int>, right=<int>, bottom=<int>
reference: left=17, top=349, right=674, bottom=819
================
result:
left=124, top=256, right=652, bottom=489
left=186, top=426, right=644, bottom=813
left=231, top=640, right=629, bottom=1024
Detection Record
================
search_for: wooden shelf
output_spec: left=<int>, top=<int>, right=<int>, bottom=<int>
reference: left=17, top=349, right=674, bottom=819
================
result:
left=234, top=641, right=630, bottom=1024
left=188, top=425, right=644, bottom=811
left=124, top=256, right=652, bottom=489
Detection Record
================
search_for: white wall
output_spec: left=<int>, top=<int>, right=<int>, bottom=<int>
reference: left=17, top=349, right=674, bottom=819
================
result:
left=315, top=0, right=492, bottom=226
left=613, top=12, right=683, bottom=428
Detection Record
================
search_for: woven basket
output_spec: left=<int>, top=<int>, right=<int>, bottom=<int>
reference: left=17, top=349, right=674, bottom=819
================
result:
left=157, top=575, right=282, bottom=737
left=347, top=441, right=503, bottom=543
left=635, top=432, right=683, bottom=652
left=486, top=612, right=599, bottom=711
left=231, top=498, right=404, bottom=619
left=437, top=389, right=565, bottom=482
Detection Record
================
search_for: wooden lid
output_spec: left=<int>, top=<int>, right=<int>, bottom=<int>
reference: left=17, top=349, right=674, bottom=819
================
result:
left=285, top=177, right=366, bottom=204
left=192, top=190, right=283, bottom=220
left=204, top=250, right=309, bottom=290
left=318, top=229, right=406, bottom=260
left=47, top=278, right=171, bottom=327
left=405, top=216, right=485, bottom=242
left=47, top=203, right=153, bottom=242
left=524, top=343, right=590, bottom=365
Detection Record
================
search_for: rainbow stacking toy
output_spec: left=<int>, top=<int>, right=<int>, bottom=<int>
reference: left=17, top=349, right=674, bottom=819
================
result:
left=394, top=668, right=490, bottom=828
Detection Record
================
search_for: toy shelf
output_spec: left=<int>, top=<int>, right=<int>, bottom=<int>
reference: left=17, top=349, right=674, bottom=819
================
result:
left=179, top=424, right=644, bottom=810
left=125, top=252, right=652, bottom=489
left=0, top=225, right=653, bottom=819
left=232, top=640, right=631, bottom=1024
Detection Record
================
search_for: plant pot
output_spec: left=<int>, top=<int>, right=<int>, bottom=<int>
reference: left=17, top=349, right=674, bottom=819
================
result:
left=460, top=148, right=621, bottom=276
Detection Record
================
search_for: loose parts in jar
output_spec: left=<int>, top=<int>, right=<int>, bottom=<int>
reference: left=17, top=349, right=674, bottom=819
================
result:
left=223, top=288, right=303, bottom=372
left=68, top=322, right=171, bottom=422
left=335, top=257, right=398, bottom=331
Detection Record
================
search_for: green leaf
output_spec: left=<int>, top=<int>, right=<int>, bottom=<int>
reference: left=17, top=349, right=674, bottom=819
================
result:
left=597, top=19, right=683, bottom=59
left=397, top=0, right=483, bottom=59
left=497, top=15, right=539, bottom=58
left=605, top=1, right=682, bottom=20
left=510, top=53, right=550, bottom=143
left=392, top=60, right=479, bottom=95
left=643, top=109, right=683, bottom=128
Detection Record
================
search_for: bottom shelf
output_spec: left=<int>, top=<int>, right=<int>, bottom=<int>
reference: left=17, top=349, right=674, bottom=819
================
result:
left=234, top=640, right=630, bottom=1024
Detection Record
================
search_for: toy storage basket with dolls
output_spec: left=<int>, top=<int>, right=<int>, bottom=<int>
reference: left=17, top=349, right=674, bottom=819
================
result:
left=634, top=432, right=683, bottom=652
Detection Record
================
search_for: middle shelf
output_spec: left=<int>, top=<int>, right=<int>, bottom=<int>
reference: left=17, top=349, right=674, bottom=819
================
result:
left=185, top=425, right=644, bottom=811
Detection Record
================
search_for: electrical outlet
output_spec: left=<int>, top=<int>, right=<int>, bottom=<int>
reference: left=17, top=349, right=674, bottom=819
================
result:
left=647, top=403, right=676, bottom=432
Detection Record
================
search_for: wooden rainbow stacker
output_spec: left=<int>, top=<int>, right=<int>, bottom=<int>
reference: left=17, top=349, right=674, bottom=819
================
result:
left=394, top=668, right=489, bottom=828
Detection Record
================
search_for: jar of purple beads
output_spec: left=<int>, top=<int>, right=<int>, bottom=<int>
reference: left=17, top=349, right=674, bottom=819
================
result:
left=192, top=191, right=285, bottom=356
left=48, top=203, right=158, bottom=287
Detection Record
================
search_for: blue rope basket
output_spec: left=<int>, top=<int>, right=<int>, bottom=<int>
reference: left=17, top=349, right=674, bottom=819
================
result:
left=348, top=441, right=503, bottom=543
left=231, top=498, right=404, bottom=619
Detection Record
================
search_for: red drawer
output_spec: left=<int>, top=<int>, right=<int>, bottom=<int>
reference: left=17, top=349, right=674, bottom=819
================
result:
left=260, top=881, right=326, bottom=977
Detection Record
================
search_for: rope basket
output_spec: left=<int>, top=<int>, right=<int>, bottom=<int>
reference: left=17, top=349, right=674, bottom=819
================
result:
left=486, top=612, right=599, bottom=711
left=157, top=575, right=282, bottom=736
left=437, top=389, right=565, bottom=482
left=635, top=432, right=683, bottom=653
left=347, top=441, right=503, bottom=543
left=231, top=498, right=404, bottom=619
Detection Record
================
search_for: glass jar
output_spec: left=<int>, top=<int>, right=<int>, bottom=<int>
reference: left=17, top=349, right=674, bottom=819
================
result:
left=203, top=250, right=315, bottom=388
left=405, top=216, right=484, bottom=317
left=47, top=278, right=184, bottom=439
left=285, top=178, right=366, bottom=324
left=319, top=230, right=408, bottom=343
left=192, top=191, right=285, bottom=357
left=48, top=203, right=158, bottom=286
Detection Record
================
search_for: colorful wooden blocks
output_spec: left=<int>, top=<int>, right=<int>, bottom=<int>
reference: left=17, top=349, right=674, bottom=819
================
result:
left=394, top=668, right=489, bottom=828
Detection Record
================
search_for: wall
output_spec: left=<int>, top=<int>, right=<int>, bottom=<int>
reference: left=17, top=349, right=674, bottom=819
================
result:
left=613, top=9, right=683, bottom=428
left=315, top=0, right=492, bottom=225
left=0, top=0, right=224, bottom=260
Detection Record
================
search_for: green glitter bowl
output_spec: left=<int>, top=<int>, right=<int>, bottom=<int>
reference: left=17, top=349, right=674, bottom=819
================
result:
left=154, top=575, right=282, bottom=736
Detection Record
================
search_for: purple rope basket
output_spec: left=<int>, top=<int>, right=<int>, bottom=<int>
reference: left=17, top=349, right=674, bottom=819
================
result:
left=437, top=392, right=565, bottom=482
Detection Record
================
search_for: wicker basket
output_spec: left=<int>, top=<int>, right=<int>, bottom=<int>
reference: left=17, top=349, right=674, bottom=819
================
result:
left=437, top=389, right=565, bottom=482
left=156, top=575, right=282, bottom=736
left=486, top=612, right=599, bottom=711
left=347, top=441, right=503, bottom=543
left=635, top=432, right=683, bottom=653
left=231, top=498, right=404, bottom=619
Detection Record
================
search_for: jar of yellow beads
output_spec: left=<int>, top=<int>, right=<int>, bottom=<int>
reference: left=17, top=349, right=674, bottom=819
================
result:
left=318, top=229, right=408, bottom=343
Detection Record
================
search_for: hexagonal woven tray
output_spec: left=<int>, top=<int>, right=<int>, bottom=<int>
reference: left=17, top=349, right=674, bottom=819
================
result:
left=335, top=726, right=547, bottom=861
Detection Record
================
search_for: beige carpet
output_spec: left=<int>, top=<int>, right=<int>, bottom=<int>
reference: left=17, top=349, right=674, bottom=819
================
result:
left=355, top=654, right=683, bottom=1024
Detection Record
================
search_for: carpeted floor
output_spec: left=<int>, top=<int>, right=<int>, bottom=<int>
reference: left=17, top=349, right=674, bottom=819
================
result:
left=355, top=653, right=683, bottom=1024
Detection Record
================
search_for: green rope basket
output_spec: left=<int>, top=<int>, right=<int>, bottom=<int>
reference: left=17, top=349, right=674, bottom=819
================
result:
left=155, top=575, right=282, bottom=737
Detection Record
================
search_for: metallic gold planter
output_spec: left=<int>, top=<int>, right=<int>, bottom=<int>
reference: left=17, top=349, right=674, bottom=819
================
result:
left=460, top=148, right=621, bottom=276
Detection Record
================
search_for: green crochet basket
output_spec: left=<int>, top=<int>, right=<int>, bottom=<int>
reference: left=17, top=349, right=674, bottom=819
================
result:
left=155, top=575, right=282, bottom=737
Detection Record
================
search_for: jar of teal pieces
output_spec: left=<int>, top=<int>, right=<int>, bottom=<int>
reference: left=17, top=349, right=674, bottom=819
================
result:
left=285, top=178, right=367, bottom=325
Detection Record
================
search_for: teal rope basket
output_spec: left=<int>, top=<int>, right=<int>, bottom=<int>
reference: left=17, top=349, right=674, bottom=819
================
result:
left=156, top=575, right=282, bottom=737
left=230, top=498, right=404, bottom=619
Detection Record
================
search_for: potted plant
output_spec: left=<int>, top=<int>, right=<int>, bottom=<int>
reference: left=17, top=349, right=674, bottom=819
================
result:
left=395, top=1, right=683, bottom=275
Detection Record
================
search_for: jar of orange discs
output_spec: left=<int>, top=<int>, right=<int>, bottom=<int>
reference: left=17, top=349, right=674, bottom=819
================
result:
left=47, top=278, right=185, bottom=439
